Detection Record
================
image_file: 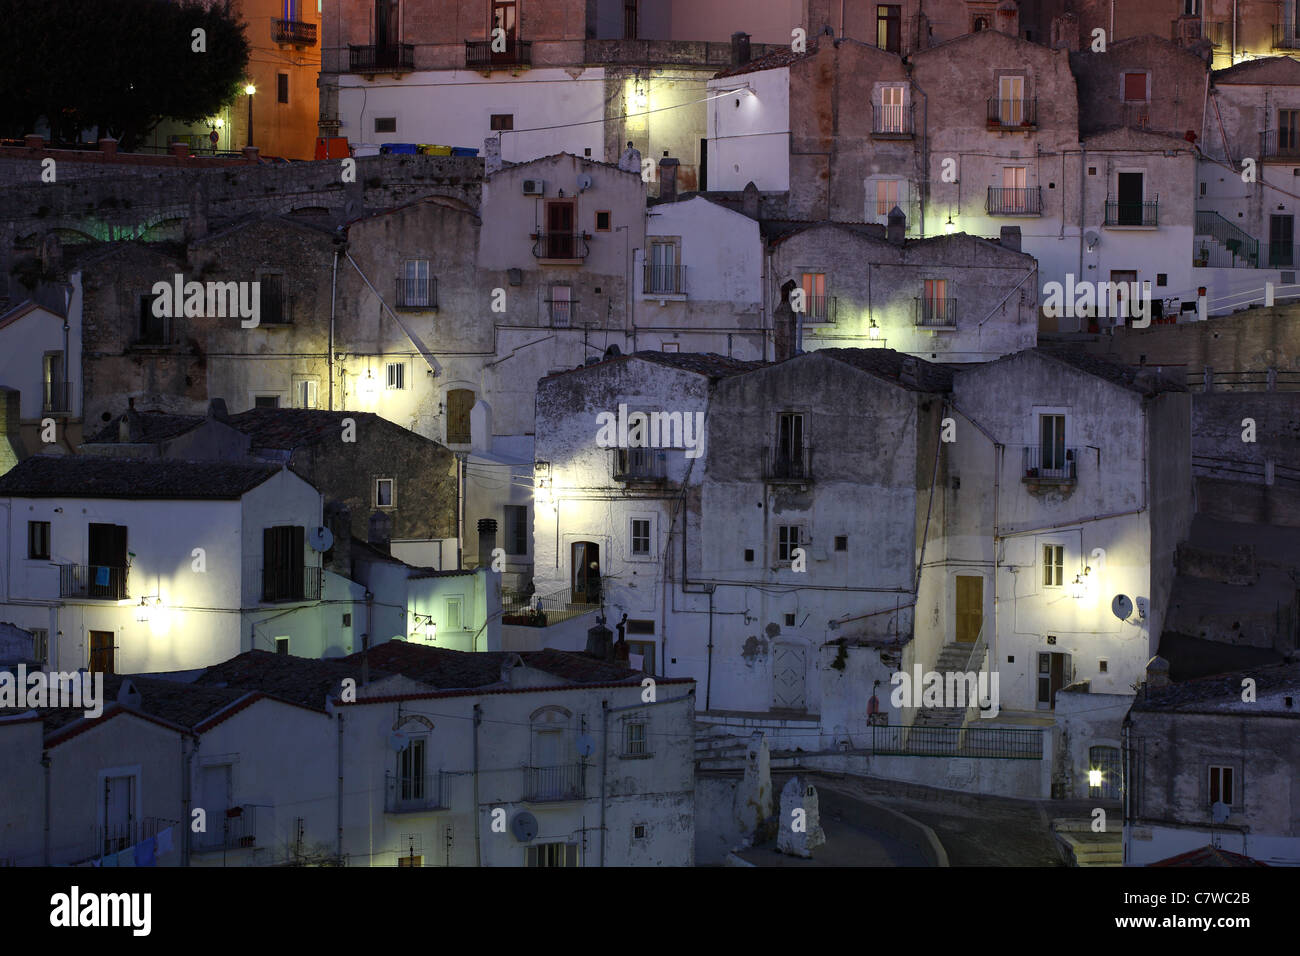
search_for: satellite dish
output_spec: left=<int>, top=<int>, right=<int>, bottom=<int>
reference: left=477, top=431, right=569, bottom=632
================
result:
left=387, top=731, right=409, bottom=752
left=576, top=733, right=595, bottom=758
left=510, top=811, right=538, bottom=842
left=576, top=173, right=593, bottom=191
left=1111, top=594, right=1134, bottom=620
left=1084, top=230, right=1100, bottom=249
left=1211, top=801, right=1230, bottom=824
left=308, top=526, right=334, bottom=552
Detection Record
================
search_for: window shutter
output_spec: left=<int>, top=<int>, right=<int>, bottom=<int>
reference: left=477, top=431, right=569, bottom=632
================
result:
left=526, top=845, right=538, bottom=867
left=565, top=843, right=578, bottom=867
left=1123, top=73, right=1146, bottom=102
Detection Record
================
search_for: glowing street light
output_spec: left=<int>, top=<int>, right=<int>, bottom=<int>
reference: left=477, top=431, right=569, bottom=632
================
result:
left=244, top=83, right=257, bottom=148
left=1088, top=769, right=1102, bottom=788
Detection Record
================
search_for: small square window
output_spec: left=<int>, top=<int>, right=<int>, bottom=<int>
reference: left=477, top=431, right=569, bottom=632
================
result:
left=744, top=548, right=754, bottom=562
left=386, top=362, right=406, bottom=390
left=490, top=113, right=513, bottom=130
left=1156, top=274, right=1167, bottom=287
left=1099, top=659, right=1108, bottom=673
left=625, top=721, right=647, bottom=756
left=834, top=535, right=847, bottom=551
left=376, top=478, right=395, bottom=508
left=1088, top=166, right=1097, bottom=175
left=375, top=117, right=397, bottom=133
left=633, top=824, right=646, bottom=839
left=343, top=613, right=352, bottom=626
left=595, top=210, right=611, bottom=231
left=276, top=637, right=290, bottom=656
left=784, top=613, right=796, bottom=627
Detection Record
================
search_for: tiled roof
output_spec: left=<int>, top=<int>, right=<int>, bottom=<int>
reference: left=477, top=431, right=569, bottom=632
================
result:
left=541, top=351, right=766, bottom=383
left=1131, top=661, right=1300, bottom=714
left=1149, top=845, right=1268, bottom=867
left=192, top=650, right=376, bottom=710
left=343, top=642, right=505, bottom=690
left=813, top=348, right=954, bottom=393
left=0, top=299, right=67, bottom=328
left=0, top=456, right=282, bottom=499
left=85, top=410, right=204, bottom=444
left=226, top=408, right=390, bottom=450
left=29, top=673, right=245, bottom=738
left=1213, top=55, right=1300, bottom=85
left=1035, top=349, right=1187, bottom=395
left=713, top=43, right=818, bottom=78
left=522, top=647, right=645, bottom=683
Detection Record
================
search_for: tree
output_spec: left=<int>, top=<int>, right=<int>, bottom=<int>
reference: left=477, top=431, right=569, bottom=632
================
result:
left=0, top=0, right=249, bottom=150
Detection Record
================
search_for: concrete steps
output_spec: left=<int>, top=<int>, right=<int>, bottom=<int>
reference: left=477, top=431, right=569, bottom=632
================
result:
left=1052, top=821, right=1123, bottom=867
left=693, top=716, right=814, bottom=772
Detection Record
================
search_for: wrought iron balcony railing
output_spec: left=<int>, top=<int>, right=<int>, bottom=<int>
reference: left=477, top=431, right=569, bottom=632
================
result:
left=532, top=232, right=590, bottom=261
left=348, top=43, right=415, bottom=73
left=60, top=564, right=129, bottom=600
left=272, top=18, right=317, bottom=46
left=396, top=275, right=438, bottom=310
left=385, top=772, right=448, bottom=813
left=762, top=445, right=812, bottom=483
left=1260, top=128, right=1300, bottom=161
left=524, top=764, right=585, bottom=802
left=257, top=566, right=323, bottom=603
left=466, top=39, right=532, bottom=68
left=870, top=101, right=914, bottom=138
left=987, top=96, right=1037, bottom=129
left=1104, top=199, right=1159, bottom=227
left=1023, top=445, right=1078, bottom=482
left=43, top=380, right=73, bottom=414
left=916, top=297, right=957, bottom=328
left=643, top=263, right=685, bottom=295
left=1274, top=25, right=1300, bottom=50
left=612, top=447, right=667, bottom=483
left=192, top=805, right=257, bottom=852
left=798, top=294, right=836, bottom=323
left=986, top=186, right=1042, bottom=216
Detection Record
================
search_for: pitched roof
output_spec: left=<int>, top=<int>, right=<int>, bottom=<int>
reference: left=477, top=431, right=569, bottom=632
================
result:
left=1149, top=845, right=1268, bottom=867
left=1035, top=349, right=1187, bottom=395
left=85, top=410, right=204, bottom=444
left=27, top=673, right=245, bottom=739
left=341, top=642, right=645, bottom=689
left=192, top=650, right=376, bottom=710
left=0, top=456, right=282, bottom=499
left=226, top=408, right=393, bottom=450
left=1213, top=55, right=1300, bottom=85
left=811, top=348, right=954, bottom=393
left=0, top=299, right=67, bottom=329
left=713, top=42, right=818, bottom=78
left=542, top=351, right=766, bottom=383
left=1131, top=661, right=1300, bottom=715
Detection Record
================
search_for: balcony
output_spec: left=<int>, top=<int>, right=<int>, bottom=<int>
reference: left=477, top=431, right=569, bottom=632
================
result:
left=260, top=290, right=292, bottom=325
left=870, top=102, right=914, bottom=139
left=256, top=566, right=323, bottom=603
left=396, top=275, right=438, bottom=311
left=43, top=380, right=73, bottom=415
left=348, top=43, right=415, bottom=74
left=524, top=764, right=585, bottom=802
left=192, top=805, right=257, bottom=853
left=643, top=263, right=685, bottom=296
left=915, top=297, right=957, bottom=328
left=465, top=39, right=532, bottom=69
left=612, top=447, right=667, bottom=484
left=91, top=816, right=179, bottom=862
left=799, top=295, right=836, bottom=324
left=1260, top=129, right=1300, bottom=162
left=531, top=232, right=590, bottom=263
left=986, top=186, right=1042, bottom=216
left=1023, top=446, right=1078, bottom=484
left=987, top=97, right=1037, bottom=130
left=59, top=564, right=128, bottom=601
left=1274, top=25, right=1300, bottom=50
left=501, top=587, right=599, bottom=627
left=763, top=445, right=812, bottom=483
left=1104, top=199, right=1159, bottom=227
left=272, top=18, right=317, bottom=46
left=385, top=772, right=448, bottom=813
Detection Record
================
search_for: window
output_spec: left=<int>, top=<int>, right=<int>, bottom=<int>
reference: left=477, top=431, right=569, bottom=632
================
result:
left=998, top=75, right=1026, bottom=125
left=254, top=394, right=281, bottom=409
left=375, top=117, right=397, bottom=133
left=922, top=278, right=949, bottom=325
left=376, top=478, right=394, bottom=508
left=138, top=294, right=167, bottom=345
left=401, top=259, right=431, bottom=308
left=446, top=388, right=475, bottom=443
left=548, top=284, right=572, bottom=327
left=28, top=520, right=50, bottom=559
left=800, top=272, right=826, bottom=321
left=1183, top=0, right=1200, bottom=15
left=1042, top=544, right=1064, bottom=587
left=1089, top=746, right=1122, bottom=800
left=623, top=0, right=637, bottom=39
left=1001, top=165, right=1028, bottom=213
left=784, top=612, right=796, bottom=627
left=628, top=638, right=655, bottom=674
left=778, top=525, right=801, bottom=562
left=774, top=412, right=806, bottom=478
left=43, top=352, right=67, bottom=413
left=648, top=241, right=680, bottom=294
left=834, top=535, right=847, bottom=552
left=386, top=362, right=406, bottom=390
left=875, top=179, right=900, bottom=217
left=527, top=843, right=578, bottom=867
left=1099, top=659, right=1108, bottom=673
left=444, top=597, right=462, bottom=631
left=624, top=721, right=648, bottom=756
left=277, top=73, right=289, bottom=103
left=595, top=210, right=611, bottom=231
left=504, top=505, right=528, bottom=555
left=297, top=379, right=318, bottom=409
left=1040, top=413, right=1066, bottom=472
left=876, top=4, right=901, bottom=53
left=633, top=824, right=646, bottom=839
left=1122, top=72, right=1147, bottom=103
left=261, top=274, right=289, bottom=324
left=489, top=113, right=513, bottom=130
left=879, top=85, right=905, bottom=132
left=31, top=628, right=48, bottom=664
left=1208, top=765, right=1234, bottom=806
left=398, top=738, right=427, bottom=801
left=263, top=525, right=306, bottom=601
left=543, top=200, right=577, bottom=258
left=661, top=342, right=679, bottom=352
left=1281, top=110, right=1300, bottom=153
left=275, top=636, right=290, bottom=656
left=87, top=523, right=128, bottom=599
left=744, top=548, right=754, bottom=562
left=630, top=517, right=651, bottom=557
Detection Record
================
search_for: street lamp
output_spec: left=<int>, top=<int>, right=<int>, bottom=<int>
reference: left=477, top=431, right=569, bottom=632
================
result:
left=244, top=83, right=256, bottom=147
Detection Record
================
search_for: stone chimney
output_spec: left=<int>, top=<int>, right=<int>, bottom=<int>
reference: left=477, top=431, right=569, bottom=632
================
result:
left=484, top=133, right=502, bottom=175
left=742, top=181, right=760, bottom=219
left=1145, top=655, right=1171, bottom=690
left=324, top=501, right=352, bottom=574
left=731, top=31, right=751, bottom=67
left=207, top=398, right=228, bottom=422
left=994, top=0, right=1019, bottom=37
left=618, top=140, right=642, bottom=175
left=98, top=137, right=118, bottom=158
left=477, top=517, right=497, bottom=570
left=658, top=152, right=679, bottom=201
left=368, top=509, right=393, bottom=555
left=999, top=225, right=1021, bottom=252
left=887, top=205, right=906, bottom=245
left=1050, top=13, right=1079, bottom=51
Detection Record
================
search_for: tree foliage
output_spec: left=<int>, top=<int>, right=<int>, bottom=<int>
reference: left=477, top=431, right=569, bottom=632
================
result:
left=0, top=0, right=250, bottom=149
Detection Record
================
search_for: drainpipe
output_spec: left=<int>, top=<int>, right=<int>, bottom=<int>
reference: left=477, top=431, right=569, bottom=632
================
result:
left=329, top=249, right=339, bottom=410
left=473, top=703, right=482, bottom=866
left=1078, top=144, right=1087, bottom=329
left=41, top=751, right=50, bottom=865
left=335, top=711, right=344, bottom=863
left=705, top=588, right=714, bottom=711
left=600, top=699, right=608, bottom=867
left=1109, top=0, right=1114, bottom=44
left=457, top=455, right=465, bottom=570
left=910, top=71, right=929, bottom=236
left=181, top=735, right=195, bottom=867
left=1122, top=717, right=1132, bottom=865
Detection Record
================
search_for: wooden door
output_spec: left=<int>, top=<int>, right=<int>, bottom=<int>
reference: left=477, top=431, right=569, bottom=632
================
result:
left=88, top=523, right=127, bottom=599
left=955, top=576, right=982, bottom=644
left=89, top=631, right=115, bottom=675
left=545, top=201, right=575, bottom=257
left=571, top=541, right=600, bottom=604
left=447, top=388, right=474, bottom=444
left=1117, top=172, right=1144, bottom=225
left=772, top=644, right=807, bottom=710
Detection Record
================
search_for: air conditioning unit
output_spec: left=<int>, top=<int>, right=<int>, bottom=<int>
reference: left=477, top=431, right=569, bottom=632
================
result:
left=522, top=179, right=544, bottom=195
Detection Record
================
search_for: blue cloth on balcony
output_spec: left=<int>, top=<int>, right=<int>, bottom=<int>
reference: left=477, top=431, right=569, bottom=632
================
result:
left=156, top=827, right=174, bottom=856
left=134, top=836, right=156, bottom=867
left=94, top=565, right=110, bottom=586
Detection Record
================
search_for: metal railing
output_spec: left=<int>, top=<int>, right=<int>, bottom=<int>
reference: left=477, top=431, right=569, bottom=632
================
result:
left=762, top=445, right=812, bottom=482
left=915, top=297, right=957, bottom=328
left=1104, top=199, right=1159, bottom=227
left=1189, top=367, right=1300, bottom=393
left=1023, top=445, right=1078, bottom=482
left=348, top=43, right=415, bottom=73
left=1193, top=454, right=1300, bottom=489
left=643, top=263, right=685, bottom=295
left=59, top=564, right=128, bottom=600
left=257, top=566, right=323, bottom=603
left=1195, top=210, right=1260, bottom=268
left=524, top=764, right=585, bottom=801
left=272, top=18, right=317, bottom=45
left=96, top=816, right=179, bottom=859
left=612, top=447, right=667, bottom=482
left=501, top=587, right=599, bottom=627
left=1274, top=25, right=1300, bottom=50
left=532, top=233, right=590, bottom=260
left=396, top=275, right=438, bottom=310
left=986, top=186, right=1042, bottom=216
left=385, top=772, right=448, bottom=813
left=465, top=38, right=532, bottom=68
left=798, top=294, right=836, bottom=323
left=43, top=380, right=73, bottom=414
left=1260, top=128, right=1300, bottom=161
left=1266, top=242, right=1300, bottom=267
left=870, top=101, right=914, bottom=137
left=192, top=805, right=258, bottom=852
left=872, top=724, right=1043, bottom=759
left=986, top=96, right=1037, bottom=129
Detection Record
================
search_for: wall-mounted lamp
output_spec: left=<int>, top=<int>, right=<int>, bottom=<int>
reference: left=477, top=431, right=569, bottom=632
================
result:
left=1071, top=565, right=1091, bottom=600
left=944, top=214, right=956, bottom=235
left=868, top=319, right=880, bottom=340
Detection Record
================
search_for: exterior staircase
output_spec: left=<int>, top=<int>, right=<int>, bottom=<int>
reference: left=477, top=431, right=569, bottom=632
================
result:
left=1052, top=820, right=1123, bottom=867
left=1195, top=210, right=1261, bottom=269
left=911, top=640, right=986, bottom=728
left=693, top=717, right=812, bottom=772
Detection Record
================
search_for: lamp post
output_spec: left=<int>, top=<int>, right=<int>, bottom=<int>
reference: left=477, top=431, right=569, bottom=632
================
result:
left=244, top=83, right=256, bottom=147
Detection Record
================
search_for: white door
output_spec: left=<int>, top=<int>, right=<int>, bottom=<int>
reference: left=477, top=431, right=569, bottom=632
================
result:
left=772, top=644, right=807, bottom=710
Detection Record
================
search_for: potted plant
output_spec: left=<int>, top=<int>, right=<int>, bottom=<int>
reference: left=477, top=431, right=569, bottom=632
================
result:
left=1194, top=244, right=1209, bottom=268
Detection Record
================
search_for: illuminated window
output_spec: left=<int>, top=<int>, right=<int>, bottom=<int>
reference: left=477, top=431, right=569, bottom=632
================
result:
left=444, top=597, right=462, bottom=630
left=1042, top=544, right=1064, bottom=587
left=876, top=4, right=900, bottom=52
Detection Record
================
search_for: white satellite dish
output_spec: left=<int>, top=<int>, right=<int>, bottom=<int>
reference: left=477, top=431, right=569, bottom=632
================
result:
left=576, top=733, right=595, bottom=758
left=1112, top=594, right=1134, bottom=621
left=576, top=173, right=593, bottom=191
left=308, top=526, right=334, bottom=552
left=1211, top=802, right=1230, bottom=824
left=387, top=731, right=409, bottom=752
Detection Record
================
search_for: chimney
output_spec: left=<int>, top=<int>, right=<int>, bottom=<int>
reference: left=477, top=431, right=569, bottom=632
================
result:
left=887, top=205, right=906, bottom=245
left=994, top=0, right=1019, bottom=36
left=999, top=225, right=1021, bottom=252
left=1050, top=13, right=1079, bottom=50
left=731, top=31, right=751, bottom=67
left=98, top=137, right=118, bottom=158
left=368, top=509, right=393, bottom=554
left=117, top=679, right=142, bottom=709
left=618, top=140, right=642, bottom=175
left=477, top=517, right=497, bottom=570
left=586, top=616, right=614, bottom=661
left=324, top=501, right=353, bottom=574
left=742, top=182, right=760, bottom=219
left=484, top=133, right=502, bottom=175
left=1145, top=655, right=1171, bottom=690
left=207, top=398, right=229, bottom=422
left=658, top=152, right=679, bottom=201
